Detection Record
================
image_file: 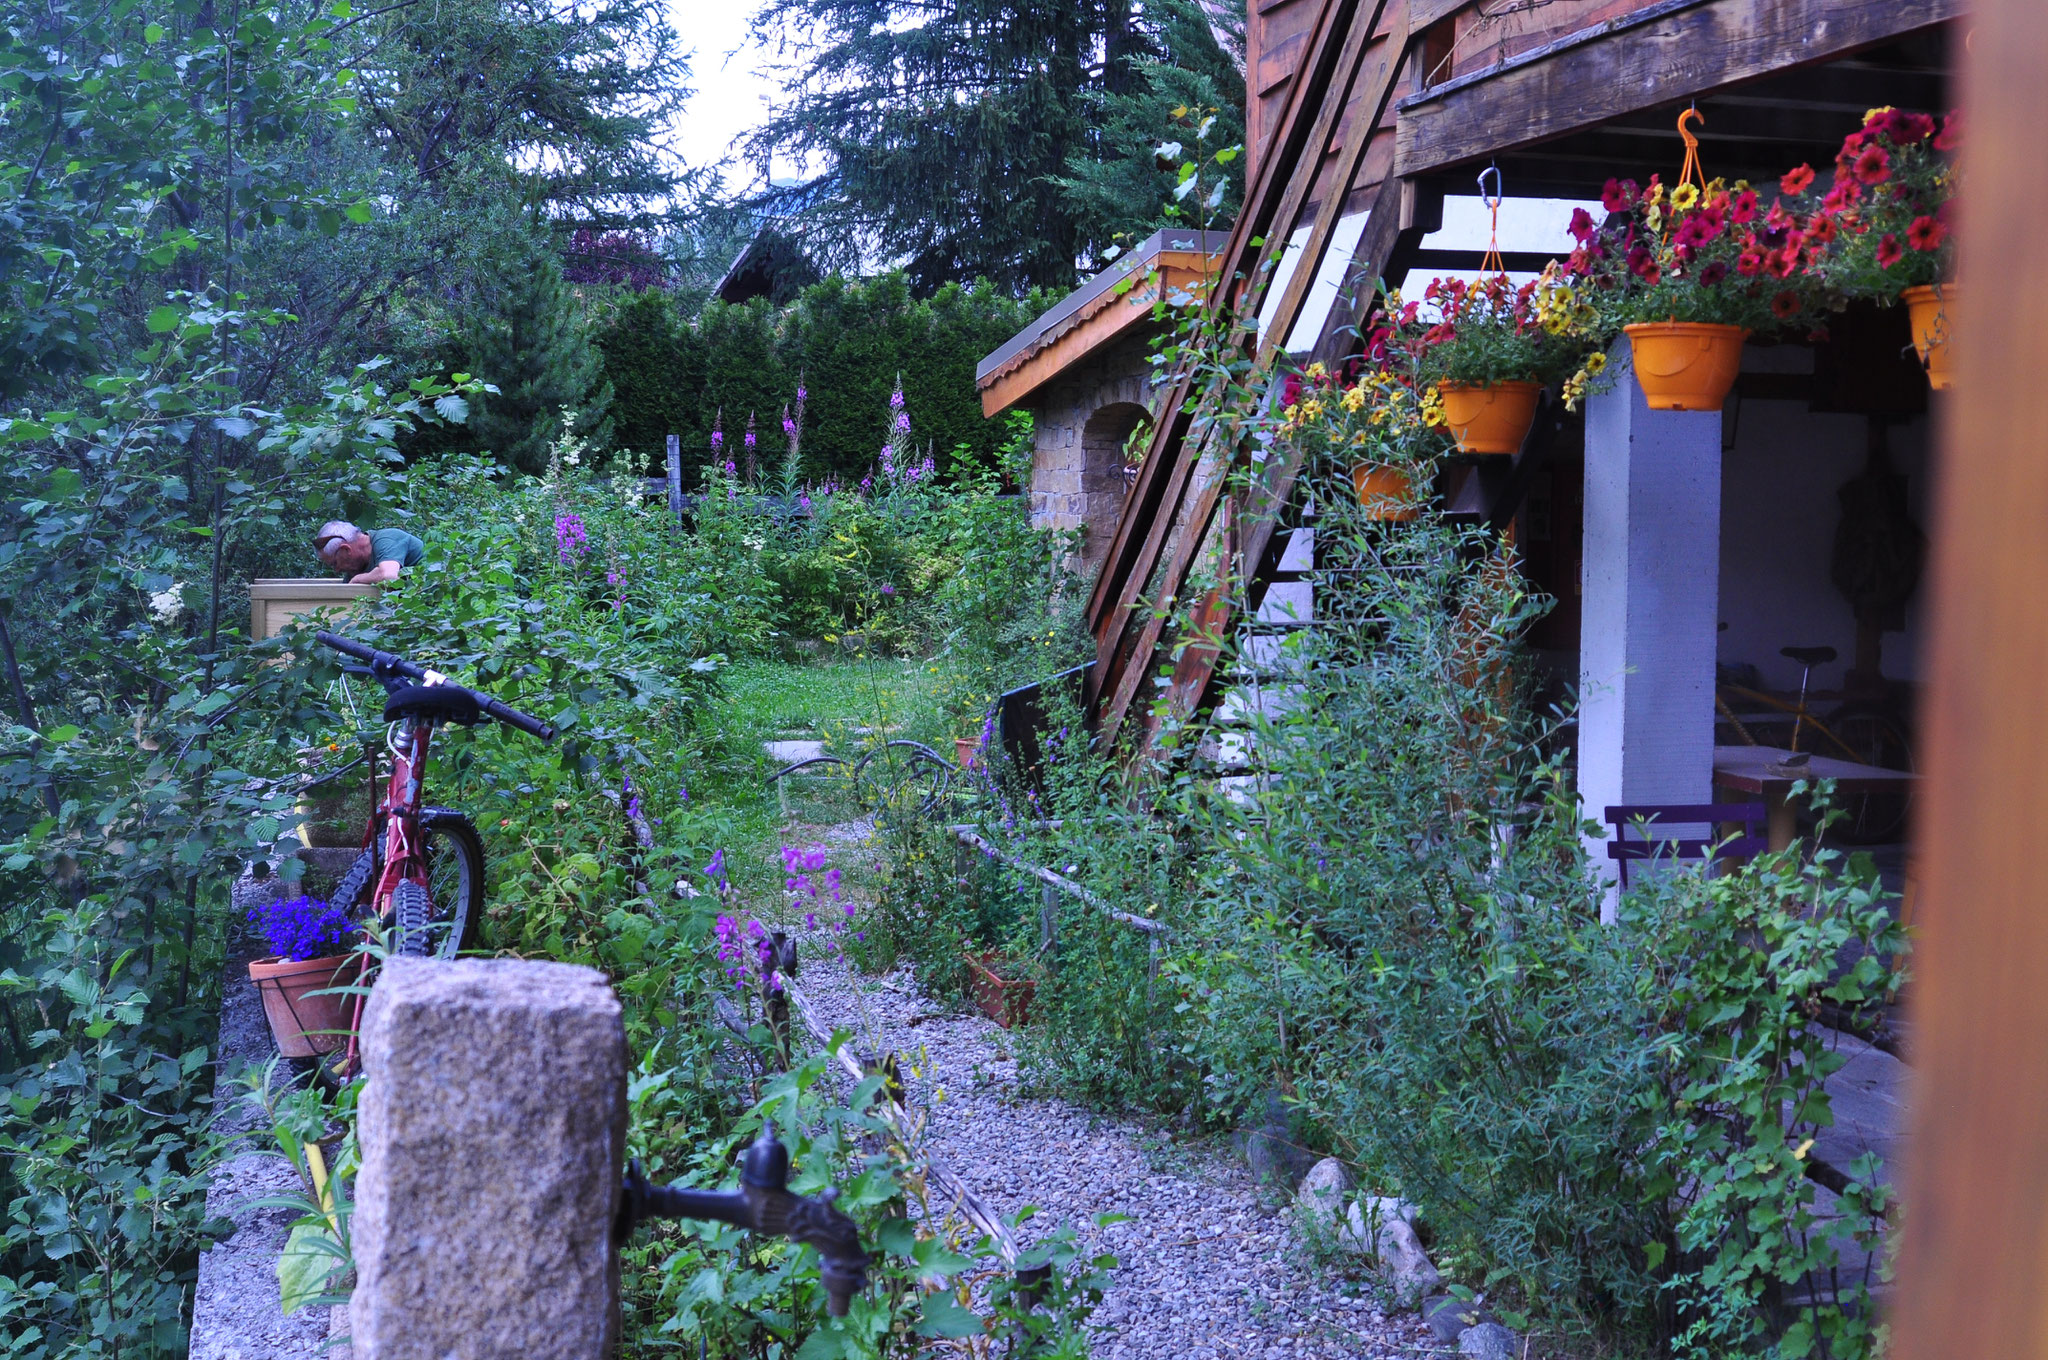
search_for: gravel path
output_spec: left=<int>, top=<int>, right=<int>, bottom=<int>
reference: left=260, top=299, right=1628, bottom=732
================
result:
left=790, top=941, right=1436, bottom=1359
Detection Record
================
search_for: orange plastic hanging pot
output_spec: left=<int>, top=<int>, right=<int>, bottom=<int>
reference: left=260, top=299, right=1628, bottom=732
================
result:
left=1618, top=111, right=1751, bottom=413
left=1437, top=380, right=1542, bottom=453
left=1623, top=322, right=1749, bottom=411
left=1902, top=283, right=1956, bottom=390
left=1350, top=463, right=1419, bottom=520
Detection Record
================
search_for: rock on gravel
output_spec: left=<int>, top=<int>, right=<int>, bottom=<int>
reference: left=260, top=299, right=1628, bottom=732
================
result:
left=793, top=943, right=1434, bottom=1359
left=1459, top=1321, right=1522, bottom=1359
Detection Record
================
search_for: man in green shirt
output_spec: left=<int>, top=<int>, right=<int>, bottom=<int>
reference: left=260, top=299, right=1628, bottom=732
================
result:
left=314, top=520, right=425, bottom=583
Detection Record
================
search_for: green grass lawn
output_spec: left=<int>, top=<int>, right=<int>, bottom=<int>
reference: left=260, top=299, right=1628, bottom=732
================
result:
left=653, top=653, right=939, bottom=901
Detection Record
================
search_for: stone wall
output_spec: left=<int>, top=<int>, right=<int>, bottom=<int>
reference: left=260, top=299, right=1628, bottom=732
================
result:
left=1022, top=333, right=1159, bottom=574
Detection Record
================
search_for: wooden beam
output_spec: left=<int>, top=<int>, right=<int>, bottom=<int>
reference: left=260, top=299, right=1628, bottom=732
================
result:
left=1394, top=0, right=1965, bottom=177
left=1097, top=6, right=1410, bottom=746
left=1083, top=0, right=1370, bottom=711
left=1890, top=1, right=2048, bottom=1355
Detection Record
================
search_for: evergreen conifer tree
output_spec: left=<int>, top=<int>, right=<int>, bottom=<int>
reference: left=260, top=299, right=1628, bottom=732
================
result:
left=1056, top=0, right=1247, bottom=256
left=467, top=252, right=614, bottom=472
left=748, top=1, right=1212, bottom=293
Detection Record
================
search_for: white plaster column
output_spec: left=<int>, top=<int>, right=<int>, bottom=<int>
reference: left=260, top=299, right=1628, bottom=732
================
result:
left=1579, top=346, right=1723, bottom=919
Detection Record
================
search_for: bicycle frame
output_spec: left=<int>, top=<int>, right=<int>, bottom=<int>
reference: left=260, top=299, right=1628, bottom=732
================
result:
left=367, top=716, right=438, bottom=920
left=335, top=714, right=439, bottom=1079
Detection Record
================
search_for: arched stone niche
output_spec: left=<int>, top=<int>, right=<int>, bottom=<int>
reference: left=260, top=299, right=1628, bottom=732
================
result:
left=1025, top=335, right=1157, bottom=574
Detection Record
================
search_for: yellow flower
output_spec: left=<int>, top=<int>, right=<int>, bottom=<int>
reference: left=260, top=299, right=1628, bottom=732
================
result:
left=1585, top=351, right=1608, bottom=374
left=1299, top=397, right=1325, bottom=422
left=1863, top=105, right=1897, bottom=128
left=1645, top=204, right=1664, bottom=233
left=1340, top=385, right=1367, bottom=413
left=1303, top=361, right=1328, bottom=380
left=1644, top=181, right=1665, bottom=207
left=1670, top=183, right=1700, bottom=211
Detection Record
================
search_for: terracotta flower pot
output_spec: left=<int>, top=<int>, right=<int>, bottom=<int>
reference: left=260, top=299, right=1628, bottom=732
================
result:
left=1623, top=322, right=1749, bottom=411
left=1349, top=465, right=1419, bottom=521
left=249, top=953, right=359, bottom=1057
left=1902, top=283, right=1956, bottom=391
left=964, top=951, right=1034, bottom=1029
left=954, top=736, right=977, bottom=770
left=1436, top=380, right=1541, bottom=454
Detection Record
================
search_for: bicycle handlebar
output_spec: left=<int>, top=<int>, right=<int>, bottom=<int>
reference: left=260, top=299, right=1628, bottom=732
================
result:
left=315, top=631, right=555, bottom=742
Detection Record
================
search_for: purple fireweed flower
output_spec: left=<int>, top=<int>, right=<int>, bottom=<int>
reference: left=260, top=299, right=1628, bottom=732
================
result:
left=879, top=583, right=896, bottom=596
left=889, top=386, right=904, bottom=410
left=797, top=385, right=808, bottom=402
left=893, top=411, right=911, bottom=433
left=744, top=430, right=756, bottom=449
left=783, top=416, right=796, bottom=437
left=555, top=512, right=589, bottom=563
left=798, top=494, right=812, bottom=512
left=711, top=429, right=723, bottom=449
left=724, top=460, right=737, bottom=477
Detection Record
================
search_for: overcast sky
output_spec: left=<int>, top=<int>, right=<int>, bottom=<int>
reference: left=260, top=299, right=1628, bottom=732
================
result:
left=670, top=6, right=799, bottom=188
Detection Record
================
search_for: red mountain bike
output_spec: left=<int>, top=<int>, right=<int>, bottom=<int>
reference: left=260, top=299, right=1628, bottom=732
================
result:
left=315, top=631, right=553, bottom=962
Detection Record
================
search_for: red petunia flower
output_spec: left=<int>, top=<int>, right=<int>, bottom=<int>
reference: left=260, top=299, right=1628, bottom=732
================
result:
left=1894, top=111, right=1936, bottom=145
left=1934, top=110, right=1962, bottom=153
left=1765, top=248, right=1799, bottom=280
left=1822, top=182, right=1858, bottom=214
left=1907, top=215, right=1947, bottom=251
left=1736, top=248, right=1765, bottom=277
left=1852, top=145, right=1891, bottom=186
left=1698, top=261, right=1729, bottom=287
left=1569, top=207, right=1596, bottom=242
left=1875, top=233, right=1904, bottom=269
left=1780, top=164, right=1816, bottom=196
left=1771, top=291, right=1802, bottom=320
left=1805, top=214, right=1838, bottom=244
left=1728, top=188, right=1760, bottom=225
left=1601, top=178, right=1636, bottom=213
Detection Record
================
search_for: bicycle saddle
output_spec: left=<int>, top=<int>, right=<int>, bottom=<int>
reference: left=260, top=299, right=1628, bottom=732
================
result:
left=1780, top=645, right=1837, bottom=666
left=382, top=684, right=483, bottom=726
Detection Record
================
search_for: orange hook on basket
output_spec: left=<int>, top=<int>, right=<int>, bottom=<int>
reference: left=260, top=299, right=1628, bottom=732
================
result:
left=1676, top=107, right=1707, bottom=192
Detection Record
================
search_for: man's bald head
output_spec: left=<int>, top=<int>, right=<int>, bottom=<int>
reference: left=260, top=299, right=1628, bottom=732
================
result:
left=315, top=521, right=372, bottom=575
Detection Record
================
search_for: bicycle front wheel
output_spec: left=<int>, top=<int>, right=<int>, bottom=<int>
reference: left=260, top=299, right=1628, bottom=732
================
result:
left=412, top=809, right=485, bottom=958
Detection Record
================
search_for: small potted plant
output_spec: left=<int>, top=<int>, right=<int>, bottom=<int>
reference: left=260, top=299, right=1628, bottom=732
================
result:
left=963, top=950, right=1035, bottom=1028
left=1382, top=273, right=1592, bottom=452
left=1797, top=106, right=1960, bottom=388
left=1564, top=173, right=1823, bottom=411
left=247, top=895, right=360, bottom=1058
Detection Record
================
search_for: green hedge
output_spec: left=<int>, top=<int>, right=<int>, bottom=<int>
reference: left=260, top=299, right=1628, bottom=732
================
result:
left=595, top=272, right=1053, bottom=482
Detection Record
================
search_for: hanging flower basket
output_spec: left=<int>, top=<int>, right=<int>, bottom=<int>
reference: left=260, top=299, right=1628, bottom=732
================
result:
left=249, top=953, right=360, bottom=1057
left=963, top=950, right=1034, bottom=1029
left=1349, top=464, right=1419, bottom=521
left=1623, top=322, right=1749, bottom=411
left=1901, top=284, right=1956, bottom=391
left=1436, top=380, right=1541, bottom=454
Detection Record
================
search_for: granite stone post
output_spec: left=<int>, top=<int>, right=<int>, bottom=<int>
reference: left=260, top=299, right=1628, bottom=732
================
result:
left=352, top=958, right=626, bottom=1359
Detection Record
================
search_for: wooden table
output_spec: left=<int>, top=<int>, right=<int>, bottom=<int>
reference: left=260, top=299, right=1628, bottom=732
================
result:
left=1712, top=744, right=1919, bottom=851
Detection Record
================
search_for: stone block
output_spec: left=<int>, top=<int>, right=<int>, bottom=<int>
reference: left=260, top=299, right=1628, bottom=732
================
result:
left=352, top=958, right=625, bottom=1360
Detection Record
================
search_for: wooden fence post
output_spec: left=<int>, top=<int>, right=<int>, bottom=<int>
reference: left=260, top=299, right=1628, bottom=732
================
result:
left=665, top=434, right=682, bottom=522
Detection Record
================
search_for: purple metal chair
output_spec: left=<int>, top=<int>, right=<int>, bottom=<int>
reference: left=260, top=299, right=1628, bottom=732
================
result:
left=1604, top=803, right=1769, bottom=889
